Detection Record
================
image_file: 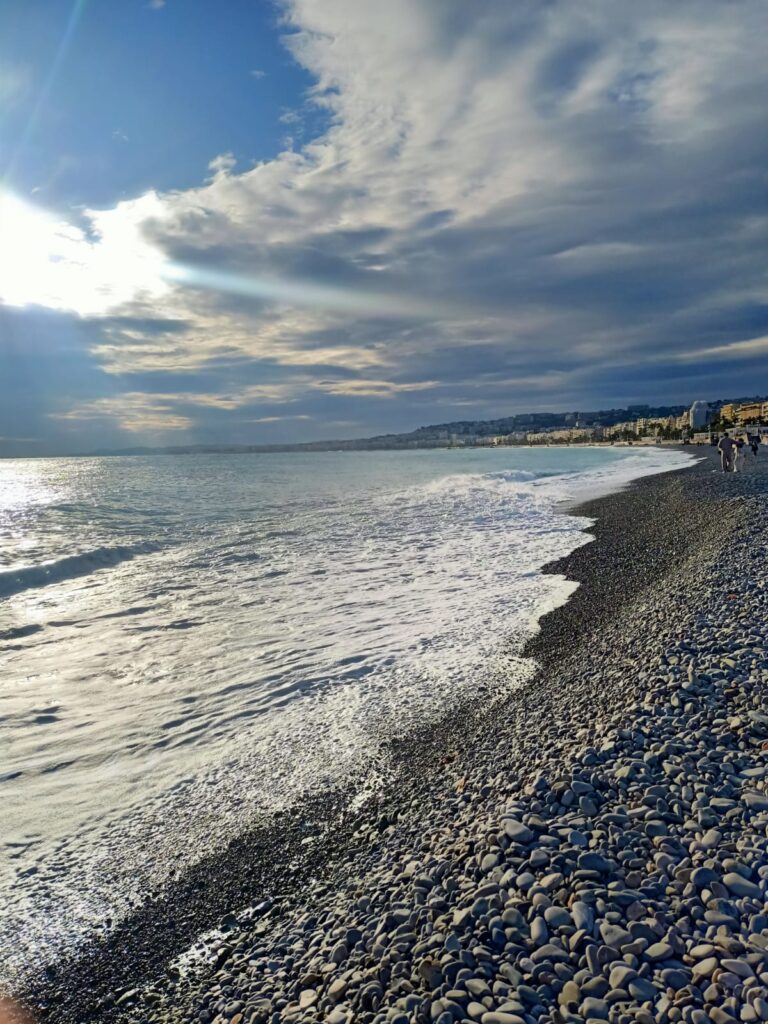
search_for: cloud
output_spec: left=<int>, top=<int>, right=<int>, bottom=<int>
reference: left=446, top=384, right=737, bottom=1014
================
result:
left=247, top=414, right=312, bottom=423
left=206, top=152, right=237, bottom=181
left=5, top=0, right=768, bottom=447
left=51, top=394, right=194, bottom=432
left=673, top=334, right=768, bottom=364
left=314, top=378, right=440, bottom=397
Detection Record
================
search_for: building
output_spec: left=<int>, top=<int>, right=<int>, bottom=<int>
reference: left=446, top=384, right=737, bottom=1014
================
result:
left=720, top=403, right=737, bottom=422
left=737, top=401, right=767, bottom=424
left=720, top=400, right=768, bottom=424
left=688, top=401, right=709, bottom=430
left=737, top=402, right=761, bottom=423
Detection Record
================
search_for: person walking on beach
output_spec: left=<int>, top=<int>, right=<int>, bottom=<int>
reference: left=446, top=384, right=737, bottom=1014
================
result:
left=718, top=433, right=737, bottom=472
left=750, top=433, right=760, bottom=457
left=733, top=437, right=745, bottom=472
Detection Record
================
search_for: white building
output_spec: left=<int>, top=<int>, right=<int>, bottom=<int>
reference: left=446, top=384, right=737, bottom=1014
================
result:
left=689, top=401, right=710, bottom=430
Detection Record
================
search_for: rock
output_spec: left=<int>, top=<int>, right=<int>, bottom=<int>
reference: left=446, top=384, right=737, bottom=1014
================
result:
left=530, top=943, right=570, bottom=963
left=723, top=873, right=762, bottom=899
left=599, top=923, right=632, bottom=948
left=609, top=964, right=637, bottom=990
left=572, top=901, right=594, bottom=931
left=579, top=996, right=609, bottom=1019
left=721, top=958, right=753, bottom=978
left=691, top=867, right=719, bottom=888
left=700, top=829, right=723, bottom=850
left=660, top=969, right=689, bottom=990
left=480, top=1014, right=525, bottom=1024
left=692, top=957, right=719, bottom=979
left=628, top=977, right=658, bottom=1002
left=328, top=979, right=347, bottom=1001
left=644, top=941, right=673, bottom=962
left=503, top=820, right=533, bottom=844
left=578, top=852, right=611, bottom=873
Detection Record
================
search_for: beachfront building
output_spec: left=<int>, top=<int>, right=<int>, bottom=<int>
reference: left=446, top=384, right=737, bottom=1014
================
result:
left=719, top=400, right=768, bottom=425
left=526, top=427, right=603, bottom=444
left=604, top=420, right=639, bottom=439
left=720, top=403, right=737, bottom=422
left=736, top=401, right=768, bottom=424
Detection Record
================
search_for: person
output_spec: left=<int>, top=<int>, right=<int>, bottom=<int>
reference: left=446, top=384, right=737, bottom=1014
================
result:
left=718, top=433, right=737, bottom=472
left=750, top=433, right=760, bottom=457
left=733, top=437, right=745, bottom=472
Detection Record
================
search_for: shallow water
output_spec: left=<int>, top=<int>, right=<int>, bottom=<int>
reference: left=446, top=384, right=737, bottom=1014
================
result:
left=0, top=445, right=693, bottom=975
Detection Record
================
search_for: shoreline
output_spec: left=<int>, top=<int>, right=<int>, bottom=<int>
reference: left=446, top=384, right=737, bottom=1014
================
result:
left=18, top=446, right=768, bottom=1023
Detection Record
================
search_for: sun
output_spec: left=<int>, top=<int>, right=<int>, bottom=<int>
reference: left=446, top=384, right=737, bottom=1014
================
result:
left=0, top=189, right=170, bottom=316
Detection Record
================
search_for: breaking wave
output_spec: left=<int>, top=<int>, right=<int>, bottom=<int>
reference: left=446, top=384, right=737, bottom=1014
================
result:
left=0, top=543, right=161, bottom=599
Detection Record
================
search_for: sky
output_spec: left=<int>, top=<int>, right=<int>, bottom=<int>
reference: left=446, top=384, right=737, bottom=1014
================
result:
left=1, top=0, right=768, bottom=456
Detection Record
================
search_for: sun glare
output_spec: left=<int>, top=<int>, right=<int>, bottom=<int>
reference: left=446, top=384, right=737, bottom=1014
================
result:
left=0, top=190, right=169, bottom=316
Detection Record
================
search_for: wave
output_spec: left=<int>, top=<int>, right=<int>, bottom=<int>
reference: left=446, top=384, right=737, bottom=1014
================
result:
left=0, top=543, right=160, bottom=599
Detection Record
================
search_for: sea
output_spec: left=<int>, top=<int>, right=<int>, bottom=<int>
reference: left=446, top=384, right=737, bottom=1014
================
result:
left=0, top=445, right=694, bottom=977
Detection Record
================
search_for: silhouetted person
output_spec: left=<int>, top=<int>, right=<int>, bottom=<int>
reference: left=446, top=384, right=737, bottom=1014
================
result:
left=718, top=434, right=736, bottom=472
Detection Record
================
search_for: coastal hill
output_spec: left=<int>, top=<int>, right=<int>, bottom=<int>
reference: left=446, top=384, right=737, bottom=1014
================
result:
left=86, top=395, right=767, bottom=456
left=86, top=403, right=690, bottom=456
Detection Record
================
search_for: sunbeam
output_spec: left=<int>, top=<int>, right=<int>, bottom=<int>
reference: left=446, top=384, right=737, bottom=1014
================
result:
left=1, top=0, right=89, bottom=188
left=163, top=263, right=447, bottom=319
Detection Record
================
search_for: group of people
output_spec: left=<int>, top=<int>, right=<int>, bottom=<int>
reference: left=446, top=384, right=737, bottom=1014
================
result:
left=717, top=432, right=761, bottom=472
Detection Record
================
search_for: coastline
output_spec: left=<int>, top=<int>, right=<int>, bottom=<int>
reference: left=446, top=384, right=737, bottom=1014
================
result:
left=19, top=446, right=768, bottom=1024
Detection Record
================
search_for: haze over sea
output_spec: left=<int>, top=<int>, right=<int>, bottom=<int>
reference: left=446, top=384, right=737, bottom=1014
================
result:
left=0, top=445, right=692, bottom=976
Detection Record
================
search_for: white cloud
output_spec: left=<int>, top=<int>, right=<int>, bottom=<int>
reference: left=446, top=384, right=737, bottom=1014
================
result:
left=206, top=152, right=237, bottom=181
left=51, top=394, right=192, bottom=432
left=9, top=0, right=768, bottom=436
left=314, top=378, right=440, bottom=397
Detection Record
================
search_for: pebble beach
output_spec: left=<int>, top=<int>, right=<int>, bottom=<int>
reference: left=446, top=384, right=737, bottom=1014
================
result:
left=20, top=445, right=768, bottom=1024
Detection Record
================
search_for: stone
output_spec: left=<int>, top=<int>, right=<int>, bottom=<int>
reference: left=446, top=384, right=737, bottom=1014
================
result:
left=299, top=990, right=317, bottom=1009
left=530, top=943, right=570, bottom=963
left=572, top=902, right=594, bottom=931
left=609, top=964, right=637, bottom=990
left=723, top=873, right=762, bottom=899
left=628, top=977, right=658, bottom=1002
left=480, top=1015, right=525, bottom=1024
left=503, top=820, right=533, bottom=844
left=660, top=969, right=689, bottom=990
left=644, top=941, right=673, bottom=962
left=692, top=957, right=719, bottom=979
left=579, top=996, right=609, bottom=1019
left=578, top=852, right=611, bottom=873
left=599, top=923, right=632, bottom=948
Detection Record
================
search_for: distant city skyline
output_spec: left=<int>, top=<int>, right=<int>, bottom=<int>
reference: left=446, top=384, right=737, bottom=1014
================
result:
left=2, top=1, right=768, bottom=457
left=7, top=393, right=764, bottom=459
